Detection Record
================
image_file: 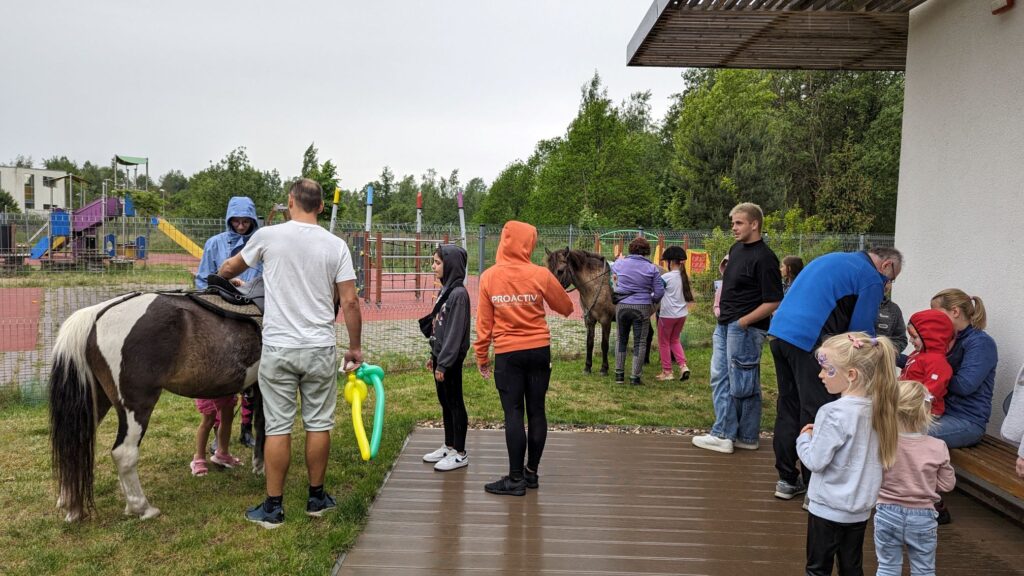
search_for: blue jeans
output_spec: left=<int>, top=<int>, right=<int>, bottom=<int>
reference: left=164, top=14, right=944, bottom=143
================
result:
left=874, top=503, right=938, bottom=576
left=928, top=413, right=985, bottom=448
left=709, top=321, right=766, bottom=444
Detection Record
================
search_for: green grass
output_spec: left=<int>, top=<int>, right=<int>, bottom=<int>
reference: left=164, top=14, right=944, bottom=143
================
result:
left=0, top=264, right=195, bottom=288
left=0, top=345, right=778, bottom=576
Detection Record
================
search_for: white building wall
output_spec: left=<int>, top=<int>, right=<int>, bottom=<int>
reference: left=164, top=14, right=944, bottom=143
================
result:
left=896, top=0, right=1024, bottom=435
left=0, top=166, right=71, bottom=213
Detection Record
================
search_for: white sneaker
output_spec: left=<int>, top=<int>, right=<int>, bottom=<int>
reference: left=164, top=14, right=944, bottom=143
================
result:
left=692, top=434, right=734, bottom=454
left=734, top=439, right=760, bottom=450
left=434, top=451, right=469, bottom=471
left=422, top=445, right=451, bottom=463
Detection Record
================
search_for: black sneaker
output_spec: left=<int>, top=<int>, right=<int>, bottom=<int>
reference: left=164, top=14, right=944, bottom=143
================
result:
left=484, top=476, right=527, bottom=496
left=614, top=371, right=625, bottom=384
left=524, top=469, right=539, bottom=489
left=629, top=376, right=643, bottom=386
left=245, top=501, right=284, bottom=529
left=306, top=492, right=337, bottom=517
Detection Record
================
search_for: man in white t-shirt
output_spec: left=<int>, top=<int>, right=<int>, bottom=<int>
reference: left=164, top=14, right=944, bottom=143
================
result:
left=218, top=178, right=363, bottom=529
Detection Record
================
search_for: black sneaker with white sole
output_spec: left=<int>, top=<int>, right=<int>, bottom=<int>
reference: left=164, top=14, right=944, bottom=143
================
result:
left=484, top=476, right=527, bottom=496
left=245, top=501, right=284, bottom=529
left=306, top=492, right=337, bottom=517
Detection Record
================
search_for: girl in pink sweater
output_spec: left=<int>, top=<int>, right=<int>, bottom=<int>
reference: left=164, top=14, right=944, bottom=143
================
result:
left=874, top=380, right=956, bottom=576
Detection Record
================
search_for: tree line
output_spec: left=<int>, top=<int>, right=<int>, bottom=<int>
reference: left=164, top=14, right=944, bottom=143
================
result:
left=4, top=68, right=902, bottom=233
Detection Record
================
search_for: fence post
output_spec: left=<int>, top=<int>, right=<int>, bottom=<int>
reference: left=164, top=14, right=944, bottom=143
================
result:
left=478, top=224, right=485, bottom=277
left=858, top=234, right=865, bottom=251
left=375, top=231, right=384, bottom=306
left=594, top=233, right=601, bottom=254
left=568, top=223, right=573, bottom=249
left=362, top=230, right=371, bottom=302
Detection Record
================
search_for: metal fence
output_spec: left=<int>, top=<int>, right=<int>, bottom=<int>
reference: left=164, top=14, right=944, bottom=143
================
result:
left=0, top=213, right=894, bottom=401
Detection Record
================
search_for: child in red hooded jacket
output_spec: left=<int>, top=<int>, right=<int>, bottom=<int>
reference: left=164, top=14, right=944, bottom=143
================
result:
left=901, top=309, right=955, bottom=416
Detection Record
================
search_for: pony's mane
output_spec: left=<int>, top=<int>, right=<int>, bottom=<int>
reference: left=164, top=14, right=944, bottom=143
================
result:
left=566, top=248, right=606, bottom=267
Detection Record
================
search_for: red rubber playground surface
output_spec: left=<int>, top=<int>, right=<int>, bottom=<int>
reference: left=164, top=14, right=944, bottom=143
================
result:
left=343, top=274, right=587, bottom=322
left=0, top=272, right=585, bottom=352
left=0, top=288, right=43, bottom=352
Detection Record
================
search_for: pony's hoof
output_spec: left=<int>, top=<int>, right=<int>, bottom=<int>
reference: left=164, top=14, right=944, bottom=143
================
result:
left=140, top=506, right=161, bottom=520
left=583, top=367, right=592, bottom=374
left=599, top=370, right=609, bottom=376
left=252, top=459, right=265, bottom=476
left=64, top=510, right=82, bottom=523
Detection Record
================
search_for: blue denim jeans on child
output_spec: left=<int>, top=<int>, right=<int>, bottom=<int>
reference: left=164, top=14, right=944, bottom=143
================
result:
left=874, top=503, right=938, bottom=576
left=709, top=321, right=766, bottom=445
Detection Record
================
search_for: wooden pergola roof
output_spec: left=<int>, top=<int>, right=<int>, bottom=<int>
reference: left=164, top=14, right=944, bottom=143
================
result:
left=627, top=0, right=930, bottom=71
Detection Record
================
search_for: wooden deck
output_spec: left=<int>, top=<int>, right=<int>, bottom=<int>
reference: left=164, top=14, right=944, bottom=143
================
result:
left=334, top=428, right=1024, bottom=575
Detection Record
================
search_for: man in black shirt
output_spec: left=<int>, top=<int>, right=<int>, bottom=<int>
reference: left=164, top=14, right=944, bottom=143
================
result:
left=693, top=203, right=784, bottom=454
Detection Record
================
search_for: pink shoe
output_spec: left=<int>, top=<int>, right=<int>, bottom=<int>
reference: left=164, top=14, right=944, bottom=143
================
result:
left=190, top=458, right=208, bottom=477
left=210, top=452, right=243, bottom=468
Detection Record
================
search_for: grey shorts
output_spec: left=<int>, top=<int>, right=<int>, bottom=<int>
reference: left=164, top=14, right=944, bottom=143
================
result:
left=259, top=345, right=338, bottom=435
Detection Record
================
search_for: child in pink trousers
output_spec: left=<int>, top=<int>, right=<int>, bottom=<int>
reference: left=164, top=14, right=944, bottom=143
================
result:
left=656, top=246, right=695, bottom=381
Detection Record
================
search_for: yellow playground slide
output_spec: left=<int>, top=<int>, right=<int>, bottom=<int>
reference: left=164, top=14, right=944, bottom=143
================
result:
left=153, top=217, right=204, bottom=259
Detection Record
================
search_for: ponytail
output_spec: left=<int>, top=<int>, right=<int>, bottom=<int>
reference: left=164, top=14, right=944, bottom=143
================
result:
left=970, top=296, right=987, bottom=330
left=869, top=336, right=900, bottom=469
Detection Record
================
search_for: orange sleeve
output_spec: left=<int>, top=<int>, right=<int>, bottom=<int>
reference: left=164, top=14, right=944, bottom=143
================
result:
left=474, top=277, right=494, bottom=367
left=544, top=268, right=574, bottom=317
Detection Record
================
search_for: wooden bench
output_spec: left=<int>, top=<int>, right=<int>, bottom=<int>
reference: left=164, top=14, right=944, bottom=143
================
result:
left=950, top=434, right=1024, bottom=525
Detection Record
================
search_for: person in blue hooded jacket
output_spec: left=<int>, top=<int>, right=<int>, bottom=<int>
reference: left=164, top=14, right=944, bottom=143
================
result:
left=191, top=197, right=263, bottom=472
left=195, top=196, right=263, bottom=289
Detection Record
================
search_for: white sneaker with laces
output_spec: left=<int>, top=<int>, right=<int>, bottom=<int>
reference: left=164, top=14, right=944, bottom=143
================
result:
left=692, top=434, right=734, bottom=454
left=423, top=445, right=451, bottom=463
left=434, top=451, right=469, bottom=471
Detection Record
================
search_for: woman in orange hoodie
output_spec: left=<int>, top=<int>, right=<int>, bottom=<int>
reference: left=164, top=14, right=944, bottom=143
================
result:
left=475, top=221, right=574, bottom=496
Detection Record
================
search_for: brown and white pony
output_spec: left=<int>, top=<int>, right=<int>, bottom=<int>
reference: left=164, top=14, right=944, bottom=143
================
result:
left=49, top=292, right=263, bottom=522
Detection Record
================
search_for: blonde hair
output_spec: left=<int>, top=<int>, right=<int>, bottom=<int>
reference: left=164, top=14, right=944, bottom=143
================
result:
left=819, top=332, right=900, bottom=469
left=895, top=380, right=934, bottom=434
left=729, top=202, right=764, bottom=232
left=931, top=289, right=987, bottom=330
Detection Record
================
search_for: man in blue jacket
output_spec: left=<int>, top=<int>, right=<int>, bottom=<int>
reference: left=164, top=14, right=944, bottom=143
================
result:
left=196, top=196, right=264, bottom=448
left=768, top=246, right=903, bottom=501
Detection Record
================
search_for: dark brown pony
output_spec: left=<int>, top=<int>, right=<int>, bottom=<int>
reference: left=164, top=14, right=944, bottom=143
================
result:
left=546, top=248, right=657, bottom=375
left=545, top=249, right=614, bottom=375
left=49, top=291, right=264, bottom=522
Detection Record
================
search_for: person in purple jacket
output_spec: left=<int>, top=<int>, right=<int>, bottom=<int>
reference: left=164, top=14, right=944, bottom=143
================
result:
left=611, top=237, right=664, bottom=386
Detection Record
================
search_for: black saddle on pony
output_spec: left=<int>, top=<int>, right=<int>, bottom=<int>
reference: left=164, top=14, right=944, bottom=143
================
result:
left=204, top=274, right=265, bottom=313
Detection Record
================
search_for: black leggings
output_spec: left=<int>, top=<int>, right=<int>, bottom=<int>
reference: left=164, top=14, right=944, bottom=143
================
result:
left=494, top=346, right=551, bottom=478
left=433, top=354, right=468, bottom=453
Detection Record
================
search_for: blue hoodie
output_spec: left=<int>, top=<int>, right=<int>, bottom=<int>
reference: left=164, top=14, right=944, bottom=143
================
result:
left=195, top=196, right=263, bottom=289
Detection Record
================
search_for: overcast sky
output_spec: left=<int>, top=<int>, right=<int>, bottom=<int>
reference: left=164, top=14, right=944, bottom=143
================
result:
left=2, top=1, right=686, bottom=190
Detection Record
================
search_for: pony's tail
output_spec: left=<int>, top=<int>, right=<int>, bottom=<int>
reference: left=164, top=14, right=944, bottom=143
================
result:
left=49, top=302, right=104, bottom=521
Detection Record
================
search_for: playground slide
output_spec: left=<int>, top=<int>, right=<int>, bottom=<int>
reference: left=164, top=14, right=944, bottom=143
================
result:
left=153, top=217, right=204, bottom=259
left=30, top=235, right=66, bottom=259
